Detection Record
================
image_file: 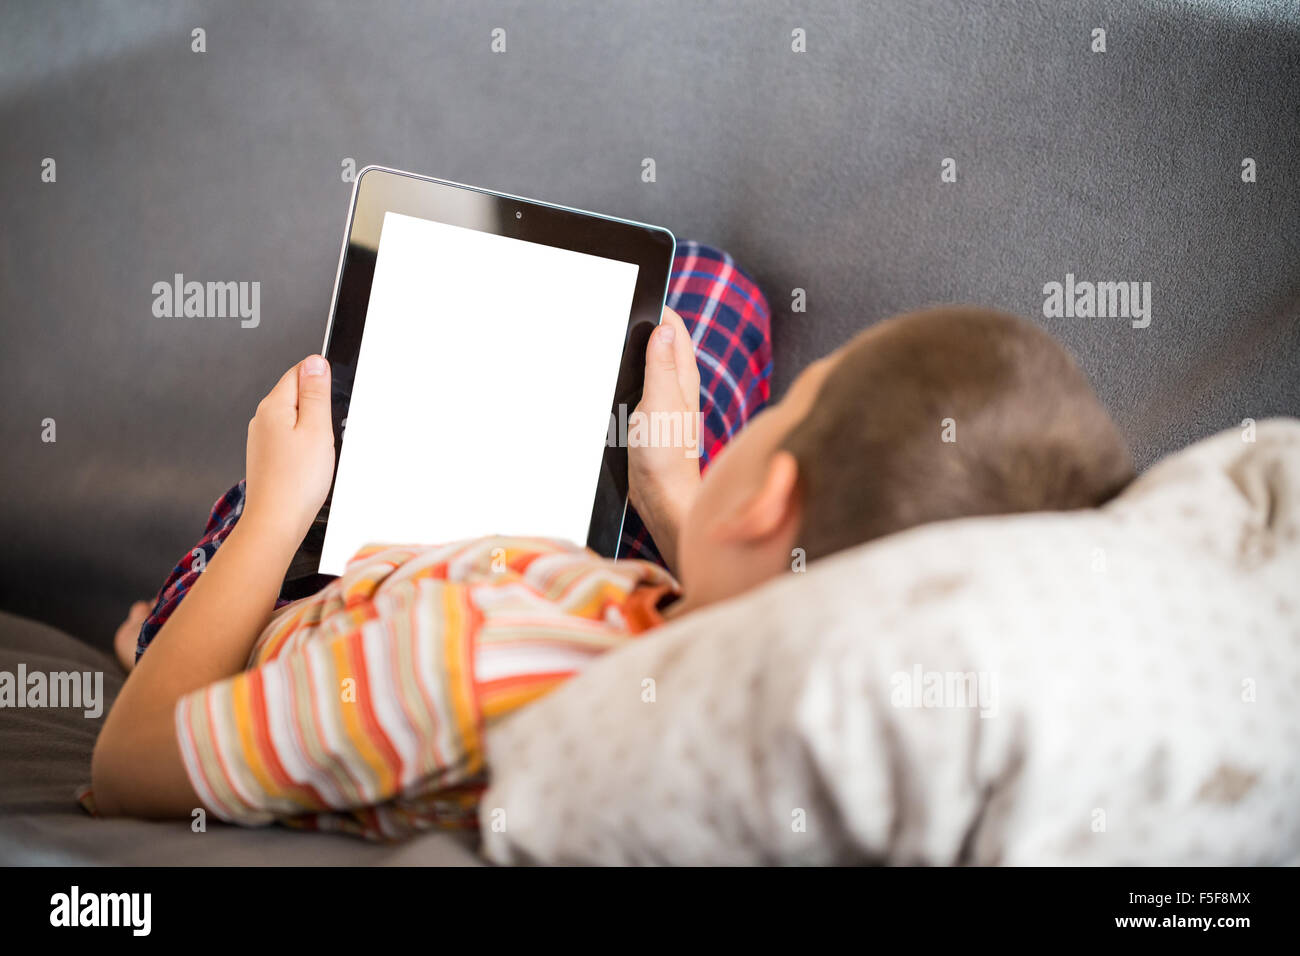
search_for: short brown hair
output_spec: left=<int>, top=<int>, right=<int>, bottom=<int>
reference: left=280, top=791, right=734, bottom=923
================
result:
left=782, top=307, right=1134, bottom=561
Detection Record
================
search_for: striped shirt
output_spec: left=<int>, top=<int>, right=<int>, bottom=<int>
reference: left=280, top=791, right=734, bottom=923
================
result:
left=173, top=535, right=677, bottom=840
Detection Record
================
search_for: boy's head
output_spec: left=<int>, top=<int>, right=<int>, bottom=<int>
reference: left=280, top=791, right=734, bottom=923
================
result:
left=675, top=306, right=1134, bottom=610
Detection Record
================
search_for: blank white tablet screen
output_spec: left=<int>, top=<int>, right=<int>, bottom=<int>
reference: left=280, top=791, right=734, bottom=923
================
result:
left=319, top=211, right=640, bottom=575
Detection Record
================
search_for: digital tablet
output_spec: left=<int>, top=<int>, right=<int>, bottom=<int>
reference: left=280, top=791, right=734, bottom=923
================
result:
left=280, top=166, right=676, bottom=599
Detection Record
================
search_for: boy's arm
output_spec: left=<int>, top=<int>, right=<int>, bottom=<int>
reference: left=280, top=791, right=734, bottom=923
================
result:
left=627, top=307, right=703, bottom=574
left=92, top=356, right=336, bottom=818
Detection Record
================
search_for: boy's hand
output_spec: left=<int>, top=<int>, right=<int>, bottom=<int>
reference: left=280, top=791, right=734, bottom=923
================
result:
left=628, top=307, right=702, bottom=572
left=243, top=355, right=336, bottom=545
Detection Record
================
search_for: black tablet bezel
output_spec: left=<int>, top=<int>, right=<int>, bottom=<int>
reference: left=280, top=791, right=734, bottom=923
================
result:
left=280, top=166, right=676, bottom=599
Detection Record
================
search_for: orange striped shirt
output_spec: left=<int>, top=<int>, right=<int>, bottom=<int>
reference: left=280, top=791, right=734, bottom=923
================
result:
left=173, top=536, right=677, bottom=840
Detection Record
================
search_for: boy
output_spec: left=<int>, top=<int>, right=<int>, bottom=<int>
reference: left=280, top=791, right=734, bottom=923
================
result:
left=91, top=246, right=1132, bottom=838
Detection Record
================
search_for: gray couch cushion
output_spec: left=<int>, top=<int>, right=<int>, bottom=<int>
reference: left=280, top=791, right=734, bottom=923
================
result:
left=0, top=612, right=483, bottom=865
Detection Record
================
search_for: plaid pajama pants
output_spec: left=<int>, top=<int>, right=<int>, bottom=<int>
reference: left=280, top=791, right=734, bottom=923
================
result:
left=136, top=241, right=773, bottom=662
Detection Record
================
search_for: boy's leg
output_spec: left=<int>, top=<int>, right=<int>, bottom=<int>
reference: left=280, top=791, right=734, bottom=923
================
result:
left=133, top=479, right=293, bottom=663
left=619, top=241, right=773, bottom=567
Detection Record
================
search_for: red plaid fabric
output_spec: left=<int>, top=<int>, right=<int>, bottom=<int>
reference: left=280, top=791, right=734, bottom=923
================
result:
left=136, top=241, right=772, bottom=660
left=619, top=241, right=773, bottom=563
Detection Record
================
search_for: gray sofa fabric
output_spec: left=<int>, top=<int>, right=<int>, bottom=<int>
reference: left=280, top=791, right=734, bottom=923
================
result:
left=2, top=0, right=1298, bottom=651
left=0, top=611, right=483, bottom=865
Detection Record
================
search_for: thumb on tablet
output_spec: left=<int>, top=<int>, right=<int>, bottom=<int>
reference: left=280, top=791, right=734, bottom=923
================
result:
left=642, top=308, right=696, bottom=412
left=296, top=354, right=332, bottom=431
left=648, top=319, right=678, bottom=373
left=641, top=323, right=676, bottom=411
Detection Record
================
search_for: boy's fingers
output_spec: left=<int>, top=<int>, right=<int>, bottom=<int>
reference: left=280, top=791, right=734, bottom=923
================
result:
left=643, top=308, right=701, bottom=412
left=295, top=355, right=332, bottom=430
left=663, top=307, right=699, bottom=398
left=641, top=321, right=679, bottom=409
left=661, top=306, right=687, bottom=346
left=648, top=321, right=677, bottom=373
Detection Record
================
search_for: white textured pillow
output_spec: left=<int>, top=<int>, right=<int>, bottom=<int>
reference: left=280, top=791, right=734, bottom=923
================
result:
left=479, top=420, right=1300, bottom=865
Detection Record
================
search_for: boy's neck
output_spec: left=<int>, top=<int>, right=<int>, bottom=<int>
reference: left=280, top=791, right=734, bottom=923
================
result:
left=660, top=591, right=697, bottom=621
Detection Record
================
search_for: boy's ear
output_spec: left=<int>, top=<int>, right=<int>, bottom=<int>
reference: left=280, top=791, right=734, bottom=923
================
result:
left=715, top=451, right=801, bottom=545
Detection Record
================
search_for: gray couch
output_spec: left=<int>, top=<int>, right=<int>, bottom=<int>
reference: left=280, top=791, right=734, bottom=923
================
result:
left=1, top=0, right=1297, bottom=864
left=0, top=611, right=482, bottom=863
